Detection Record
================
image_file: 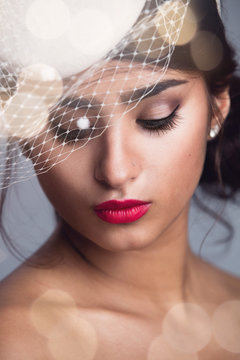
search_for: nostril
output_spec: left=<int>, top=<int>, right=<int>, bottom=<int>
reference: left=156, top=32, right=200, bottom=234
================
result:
left=94, top=156, right=140, bottom=189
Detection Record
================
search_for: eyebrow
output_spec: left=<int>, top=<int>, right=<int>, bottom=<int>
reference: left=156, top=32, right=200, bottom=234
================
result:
left=55, top=79, right=188, bottom=111
left=55, top=95, right=102, bottom=113
left=120, top=79, right=188, bottom=103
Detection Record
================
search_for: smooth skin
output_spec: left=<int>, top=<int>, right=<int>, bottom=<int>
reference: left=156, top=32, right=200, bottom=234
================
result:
left=0, top=67, right=239, bottom=359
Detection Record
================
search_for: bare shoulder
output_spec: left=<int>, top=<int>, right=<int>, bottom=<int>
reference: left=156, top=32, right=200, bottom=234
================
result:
left=0, top=260, right=88, bottom=360
left=0, top=266, right=54, bottom=359
left=0, top=237, right=81, bottom=359
left=197, top=256, right=240, bottom=301
left=0, top=262, right=101, bottom=360
left=0, top=306, right=51, bottom=360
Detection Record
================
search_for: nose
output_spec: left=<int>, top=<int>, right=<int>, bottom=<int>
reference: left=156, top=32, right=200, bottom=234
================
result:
left=94, top=122, right=141, bottom=189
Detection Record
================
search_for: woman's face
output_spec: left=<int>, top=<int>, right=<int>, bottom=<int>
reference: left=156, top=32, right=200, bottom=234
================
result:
left=30, top=64, right=211, bottom=252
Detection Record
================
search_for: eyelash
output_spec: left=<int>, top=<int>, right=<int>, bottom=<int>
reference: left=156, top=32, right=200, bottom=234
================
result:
left=136, top=104, right=180, bottom=135
left=53, top=104, right=181, bottom=144
left=54, top=126, right=92, bottom=144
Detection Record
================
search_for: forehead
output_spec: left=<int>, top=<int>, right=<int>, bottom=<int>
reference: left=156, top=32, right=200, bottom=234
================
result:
left=63, top=60, right=193, bottom=100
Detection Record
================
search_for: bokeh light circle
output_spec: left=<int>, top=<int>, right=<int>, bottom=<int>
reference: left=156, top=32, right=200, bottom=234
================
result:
left=68, top=9, right=114, bottom=56
left=4, top=63, right=63, bottom=139
left=212, top=300, right=240, bottom=353
left=4, top=92, right=48, bottom=139
left=30, top=289, right=98, bottom=360
left=176, top=7, right=197, bottom=45
left=148, top=335, right=199, bottom=360
left=25, top=0, right=71, bottom=40
left=47, top=314, right=98, bottom=360
left=18, top=63, right=63, bottom=107
left=30, top=289, right=77, bottom=338
left=162, top=303, right=212, bottom=353
left=190, top=31, right=223, bottom=71
left=155, top=0, right=197, bottom=46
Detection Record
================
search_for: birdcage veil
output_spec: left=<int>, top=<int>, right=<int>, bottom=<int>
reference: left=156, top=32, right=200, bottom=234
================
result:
left=0, top=0, right=221, bottom=189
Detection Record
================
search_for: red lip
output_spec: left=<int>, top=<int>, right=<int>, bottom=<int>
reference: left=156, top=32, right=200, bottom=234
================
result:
left=94, top=199, right=151, bottom=224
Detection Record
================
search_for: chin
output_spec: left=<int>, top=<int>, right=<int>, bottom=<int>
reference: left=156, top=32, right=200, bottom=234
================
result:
left=85, top=225, right=155, bottom=253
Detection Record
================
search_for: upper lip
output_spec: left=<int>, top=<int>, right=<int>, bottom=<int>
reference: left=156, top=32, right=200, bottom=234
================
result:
left=94, top=199, right=151, bottom=211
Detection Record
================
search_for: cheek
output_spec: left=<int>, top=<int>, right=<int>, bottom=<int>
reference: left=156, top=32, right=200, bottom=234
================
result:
left=36, top=146, right=95, bottom=217
left=144, top=108, right=209, bottom=210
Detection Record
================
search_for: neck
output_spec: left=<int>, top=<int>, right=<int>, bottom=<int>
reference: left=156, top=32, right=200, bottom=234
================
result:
left=58, top=206, right=200, bottom=313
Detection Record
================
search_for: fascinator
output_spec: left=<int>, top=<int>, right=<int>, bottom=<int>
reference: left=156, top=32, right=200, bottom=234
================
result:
left=0, top=0, right=221, bottom=188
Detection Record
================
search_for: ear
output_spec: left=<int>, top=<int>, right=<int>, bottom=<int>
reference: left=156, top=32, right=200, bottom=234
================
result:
left=214, top=87, right=231, bottom=121
left=208, top=87, right=231, bottom=140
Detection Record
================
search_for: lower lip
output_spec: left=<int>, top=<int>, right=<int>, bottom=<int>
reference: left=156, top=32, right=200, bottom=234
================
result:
left=94, top=204, right=151, bottom=224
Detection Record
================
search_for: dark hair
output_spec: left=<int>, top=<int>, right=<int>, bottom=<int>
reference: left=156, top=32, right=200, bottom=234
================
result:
left=168, top=0, right=240, bottom=197
left=1, top=0, right=240, bottom=260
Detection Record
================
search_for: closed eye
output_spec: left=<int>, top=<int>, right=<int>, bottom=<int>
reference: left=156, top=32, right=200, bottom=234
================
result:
left=136, top=105, right=180, bottom=133
left=50, top=104, right=181, bottom=145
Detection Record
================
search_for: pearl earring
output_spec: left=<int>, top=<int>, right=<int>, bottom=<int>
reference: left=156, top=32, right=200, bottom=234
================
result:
left=209, top=124, right=220, bottom=139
